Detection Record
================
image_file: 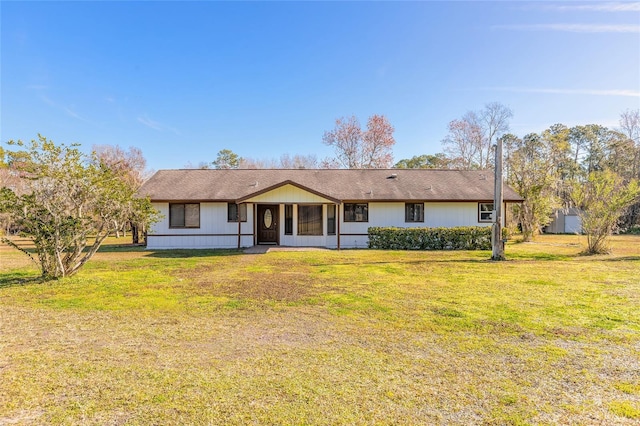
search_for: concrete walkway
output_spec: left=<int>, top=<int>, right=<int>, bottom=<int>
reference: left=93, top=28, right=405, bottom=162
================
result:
left=243, top=245, right=330, bottom=254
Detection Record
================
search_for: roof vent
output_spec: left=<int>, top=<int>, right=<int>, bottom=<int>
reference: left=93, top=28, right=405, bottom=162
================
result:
left=479, top=174, right=486, bottom=180
left=250, top=181, right=258, bottom=187
left=426, top=185, right=432, bottom=191
left=387, top=173, right=398, bottom=179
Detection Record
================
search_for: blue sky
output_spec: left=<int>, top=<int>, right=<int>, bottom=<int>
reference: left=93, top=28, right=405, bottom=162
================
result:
left=2, top=1, right=639, bottom=170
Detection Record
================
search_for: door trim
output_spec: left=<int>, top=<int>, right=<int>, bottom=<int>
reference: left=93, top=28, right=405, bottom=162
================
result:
left=256, top=204, right=279, bottom=245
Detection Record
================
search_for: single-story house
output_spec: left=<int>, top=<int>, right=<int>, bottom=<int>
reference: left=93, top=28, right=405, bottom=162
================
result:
left=138, top=169, right=523, bottom=249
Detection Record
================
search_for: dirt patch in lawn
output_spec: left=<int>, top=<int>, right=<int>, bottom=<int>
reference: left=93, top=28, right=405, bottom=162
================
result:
left=218, top=272, right=321, bottom=302
left=177, top=257, right=327, bottom=303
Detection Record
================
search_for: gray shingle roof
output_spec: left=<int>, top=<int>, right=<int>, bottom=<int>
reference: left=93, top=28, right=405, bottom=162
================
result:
left=138, top=169, right=524, bottom=202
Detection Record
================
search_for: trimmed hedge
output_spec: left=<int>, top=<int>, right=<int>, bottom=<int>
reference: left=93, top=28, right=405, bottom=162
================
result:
left=367, top=226, right=493, bottom=250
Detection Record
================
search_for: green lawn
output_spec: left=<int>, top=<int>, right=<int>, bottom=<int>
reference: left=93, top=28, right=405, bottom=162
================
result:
left=1, top=235, right=639, bottom=425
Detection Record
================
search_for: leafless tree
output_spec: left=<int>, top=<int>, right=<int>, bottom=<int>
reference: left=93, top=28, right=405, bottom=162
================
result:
left=93, top=145, right=150, bottom=187
left=93, top=144, right=151, bottom=240
left=442, top=102, right=512, bottom=170
left=619, top=109, right=640, bottom=179
left=323, top=114, right=395, bottom=168
left=481, top=102, right=513, bottom=168
left=442, top=113, right=483, bottom=169
left=278, top=153, right=319, bottom=169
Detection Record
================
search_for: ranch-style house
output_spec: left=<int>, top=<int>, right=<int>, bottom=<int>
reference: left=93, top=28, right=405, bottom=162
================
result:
left=138, top=169, right=523, bottom=249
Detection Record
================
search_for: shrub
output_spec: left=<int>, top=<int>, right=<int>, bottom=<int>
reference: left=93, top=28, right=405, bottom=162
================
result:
left=368, top=226, right=493, bottom=250
left=622, top=225, right=640, bottom=235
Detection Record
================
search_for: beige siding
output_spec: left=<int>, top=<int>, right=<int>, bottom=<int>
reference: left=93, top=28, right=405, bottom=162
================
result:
left=244, top=184, right=334, bottom=204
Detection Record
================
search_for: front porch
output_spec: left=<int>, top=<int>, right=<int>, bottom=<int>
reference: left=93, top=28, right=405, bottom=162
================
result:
left=234, top=182, right=344, bottom=250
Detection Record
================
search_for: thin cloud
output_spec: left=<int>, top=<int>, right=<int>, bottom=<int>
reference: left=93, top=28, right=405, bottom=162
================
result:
left=41, top=95, right=96, bottom=124
left=26, top=84, right=48, bottom=90
left=492, top=23, right=640, bottom=33
left=483, top=87, right=640, bottom=98
left=538, top=2, right=640, bottom=12
left=137, top=114, right=180, bottom=135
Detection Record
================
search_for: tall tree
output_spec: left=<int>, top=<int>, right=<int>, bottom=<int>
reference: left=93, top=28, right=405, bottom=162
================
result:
left=0, top=136, right=159, bottom=279
left=361, top=115, right=396, bottom=168
left=604, top=130, right=636, bottom=180
left=93, top=144, right=151, bottom=241
left=394, top=153, right=451, bottom=169
left=618, top=109, right=640, bottom=227
left=540, top=124, right=574, bottom=207
left=213, top=149, right=242, bottom=169
left=93, top=145, right=149, bottom=187
left=442, top=113, right=483, bottom=169
left=442, top=102, right=512, bottom=170
left=322, top=114, right=395, bottom=168
left=93, top=145, right=151, bottom=240
left=571, top=170, right=640, bottom=254
left=507, top=133, right=560, bottom=241
left=278, top=153, right=319, bottom=169
left=481, top=102, right=513, bottom=170
left=568, top=124, right=615, bottom=176
left=619, top=109, right=640, bottom=155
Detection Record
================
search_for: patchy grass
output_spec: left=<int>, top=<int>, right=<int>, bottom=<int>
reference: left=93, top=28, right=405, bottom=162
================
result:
left=0, top=234, right=639, bottom=425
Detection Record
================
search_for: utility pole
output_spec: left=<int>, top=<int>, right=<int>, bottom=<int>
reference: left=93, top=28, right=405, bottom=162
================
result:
left=492, top=138, right=506, bottom=260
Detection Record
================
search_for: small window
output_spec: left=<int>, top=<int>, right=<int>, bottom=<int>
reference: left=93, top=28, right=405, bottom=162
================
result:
left=344, top=203, right=368, bottom=222
left=170, top=203, right=200, bottom=228
left=479, top=203, right=494, bottom=222
left=405, top=203, right=424, bottom=222
left=298, top=205, right=323, bottom=236
left=228, top=203, right=247, bottom=222
left=327, top=204, right=336, bottom=235
left=284, top=204, right=293, bottom=235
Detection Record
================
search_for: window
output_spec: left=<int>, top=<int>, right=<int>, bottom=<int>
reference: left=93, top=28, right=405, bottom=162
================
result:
left=284, top=204, right=293, bottom=235
left=344, top=203, right=368, bottom=222
left=298, top=205, right=323, bottom=235
left=478, top=203, right=494, bottom=222
left=327, top=204, right=336, bottom=235
left=405, top=203, right=424, bottom=222
left=227, top=203, right=247, bottom=222
left=170, top=203, right=200, bottom=228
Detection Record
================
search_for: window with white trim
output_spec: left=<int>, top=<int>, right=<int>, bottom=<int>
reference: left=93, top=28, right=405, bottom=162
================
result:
left=478, top=203, right=494, bottom=222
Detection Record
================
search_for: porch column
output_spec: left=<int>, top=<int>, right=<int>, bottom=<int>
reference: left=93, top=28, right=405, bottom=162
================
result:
left=237, top=202, right=241, bottom=250
left=337, top=202, right=341, bottom=251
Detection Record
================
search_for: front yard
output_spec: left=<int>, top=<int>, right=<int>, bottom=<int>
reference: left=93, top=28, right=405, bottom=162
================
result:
left=1, top=235, right=639, bottom=425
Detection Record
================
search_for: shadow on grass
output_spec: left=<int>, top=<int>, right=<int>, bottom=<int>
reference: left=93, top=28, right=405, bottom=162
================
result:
left=0, top=271, right=45, bottom=288
left=97, top=243, right=148, bottom=253
left=310, top=251, right=584, bottom=267
left=507, top=252, right=579, bottom=261
left=594, top=255, right=640, bottom=262
left=144, top=249, right=243, bottom=259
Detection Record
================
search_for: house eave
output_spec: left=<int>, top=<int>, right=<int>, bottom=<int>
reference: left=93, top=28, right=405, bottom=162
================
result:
left=235, top=180, right=342, bottom=204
